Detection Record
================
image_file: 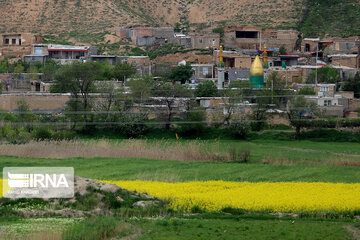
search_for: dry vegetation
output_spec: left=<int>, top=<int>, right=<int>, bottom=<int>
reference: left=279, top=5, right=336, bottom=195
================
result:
left=0, top=140, right=233, bottom=161
left=0, top=140, right=359, bottom=167
left=0, top=0, right=305, bottom=37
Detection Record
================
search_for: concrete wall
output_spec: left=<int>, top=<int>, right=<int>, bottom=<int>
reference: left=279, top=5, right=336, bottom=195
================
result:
left=153, top=28, right=174, bottom=39
left=331, top=56, right=358, bottom=69
left=136, top=37, right=156, bottom=46
left=189, top=32, right=220, bottom=49
left=115, top=28, right=131, bottom=38
left=0, top=94, right=70, bottom=112
left=191, top=64, right=214, bottom=79
left=348, top=99, right=360, bottom=112
left=130, top=28, right=153, bottom=43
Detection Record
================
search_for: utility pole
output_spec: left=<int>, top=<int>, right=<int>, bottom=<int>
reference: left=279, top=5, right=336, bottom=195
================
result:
left=315, top=43, right=319, bottom=85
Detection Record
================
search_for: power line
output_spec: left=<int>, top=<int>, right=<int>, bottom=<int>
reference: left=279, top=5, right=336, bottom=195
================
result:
left=4, top=117, right=360, bottom=127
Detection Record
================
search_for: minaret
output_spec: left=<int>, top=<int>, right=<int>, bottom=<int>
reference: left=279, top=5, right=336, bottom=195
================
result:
left=249, top=55, right=264, bottom=89
left=263, top=44, right=268, bottom=64
left=217, top=45, right=225, bottom=89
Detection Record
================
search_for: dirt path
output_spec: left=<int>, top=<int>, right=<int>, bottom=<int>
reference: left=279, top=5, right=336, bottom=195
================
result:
left=345, top=225, right=360, bottom=240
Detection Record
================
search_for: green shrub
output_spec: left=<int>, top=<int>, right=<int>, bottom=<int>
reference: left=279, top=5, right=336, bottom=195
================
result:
left=17, top=127, right=32, bottom=143
left=179, top=107, right=206, bottom=136
left=116, top=113, right=148, bottom=138
left=229, top=146, right=251, bottom=163
left=229, top=119, right=250, bottom=139
left=195, top=80, right=218, bottom=97
left=52, top=130, right=77, bottom=141
left=1, top=124, right=18, bottom=143
left=32, top=127, right=53, bottom=140
left=62, top=216, right=125, bottom=240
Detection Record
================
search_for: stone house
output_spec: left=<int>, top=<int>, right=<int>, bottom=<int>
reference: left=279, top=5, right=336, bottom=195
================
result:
left=24, top=44, right=98, bottom=64
left=0, top=33, right=43, bottom=60
left=188, top=32, right=220, bottom=49
left=223, top=25, right=298, bottom=52
left=328, top=54, right=359, bottom=69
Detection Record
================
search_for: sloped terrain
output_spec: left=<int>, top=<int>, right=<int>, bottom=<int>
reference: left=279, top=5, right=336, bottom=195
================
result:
left=301, top=0, right=360, bottom=37
left=0, top=0, right=358, bottom=43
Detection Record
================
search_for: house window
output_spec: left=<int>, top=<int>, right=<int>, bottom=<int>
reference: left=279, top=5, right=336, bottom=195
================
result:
left=320, top=86, right=329, bottom=92
left=305, top=44, right=310, bottom=52
left=203, top=68, right=208, bottom=77
left=199, top=38, right=203, bottom=43
left=235, top=31, right=258, bottom=39
left=12, top=39, right=16, bottom=45
left=4, top=39, right=9, bottom=45
left=324, top=100, right=332, bottom=106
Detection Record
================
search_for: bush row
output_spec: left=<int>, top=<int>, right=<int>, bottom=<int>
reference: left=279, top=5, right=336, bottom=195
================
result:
left=0, top=125, right=76, bottom=144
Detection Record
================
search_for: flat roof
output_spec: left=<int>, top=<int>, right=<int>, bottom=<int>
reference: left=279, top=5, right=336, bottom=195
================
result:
left=328, top=54, right=358, bottom=58
left=279, top=55, right=300, bottom=58
left=90, top=55, right=117, bottom=58
left=24, top=54, right=48, bottom=57
left=48, top=45, right=89, bottom=51
left=304, top=38, right=320, bottom=41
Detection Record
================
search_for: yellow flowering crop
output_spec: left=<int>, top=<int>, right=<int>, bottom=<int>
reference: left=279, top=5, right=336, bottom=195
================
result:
left=0, top=179, right=2, bottom=197
left=106, top=180, right=360, bottom=213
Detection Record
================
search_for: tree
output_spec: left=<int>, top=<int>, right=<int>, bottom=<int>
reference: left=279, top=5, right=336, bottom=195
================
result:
left=279, top=45, right=287, bottom=55
left=307, top=66, right=340, bottom=84
left=174, top=22, right=181, bottom=33
left=128, top=75, right=155, bottom=102
left=16, top=99, right=34, bottom=126
left=217, top=81, right=249, bottom=126
left=195, top=80, right=218, bottom=97
left=43, top=59, right=61, bottom=82
left=298, top=87, right=316, bottom=95
left=52, top=62, right=102, bottom=129
left=98, top=61, right=114, bottom=80
left=168, top=64, right=194, bottom=84
left=249, top=91, right=273, bottom=131
left=178, top=104, right=206, bottom=136
left=229, top=118, right=250, bottom=139
left=13, top=64, right=24, bottom=78
left=286, top=96, right=322, bottom=139
left=343, top=71, right=360, bottom=98
left=28, top=64, right=39, bottom=81
left=94, top=82, right=124, bottom=123
left=113, top=63, right=136, bottom=81
left=0, top=59, right=9, bottom=73
left=152, top=82, right=192, bottom=129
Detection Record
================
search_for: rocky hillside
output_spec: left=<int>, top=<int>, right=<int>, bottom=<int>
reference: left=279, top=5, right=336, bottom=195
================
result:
left=0, top=0, right=359, bottom=43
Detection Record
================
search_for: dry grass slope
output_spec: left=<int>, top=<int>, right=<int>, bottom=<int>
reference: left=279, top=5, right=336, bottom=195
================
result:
left=0, top=0, right=306, bottom=36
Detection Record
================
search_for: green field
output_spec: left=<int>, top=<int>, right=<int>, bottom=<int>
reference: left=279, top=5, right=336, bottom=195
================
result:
left=0, top=139, right=360, bottom=239
left=0, top=156, right=360, bottom=183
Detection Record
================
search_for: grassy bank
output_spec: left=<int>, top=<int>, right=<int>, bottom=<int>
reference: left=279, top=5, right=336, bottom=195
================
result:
left=0, top=155, right=359, bottom=183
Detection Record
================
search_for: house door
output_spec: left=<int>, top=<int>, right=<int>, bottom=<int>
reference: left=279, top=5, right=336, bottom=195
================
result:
left=35, top=83, right=40, bottom=92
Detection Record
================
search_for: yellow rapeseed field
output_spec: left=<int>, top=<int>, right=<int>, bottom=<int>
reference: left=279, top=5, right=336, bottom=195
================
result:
left=106, top=180, right=360, bottom=213
left=0, top=179, right=2, bottom=197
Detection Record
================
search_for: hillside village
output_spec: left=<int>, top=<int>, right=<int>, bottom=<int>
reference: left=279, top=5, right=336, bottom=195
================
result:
left=0, top=25, right=359, bottom=127
left=2, top=1, right=360, bottom=239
